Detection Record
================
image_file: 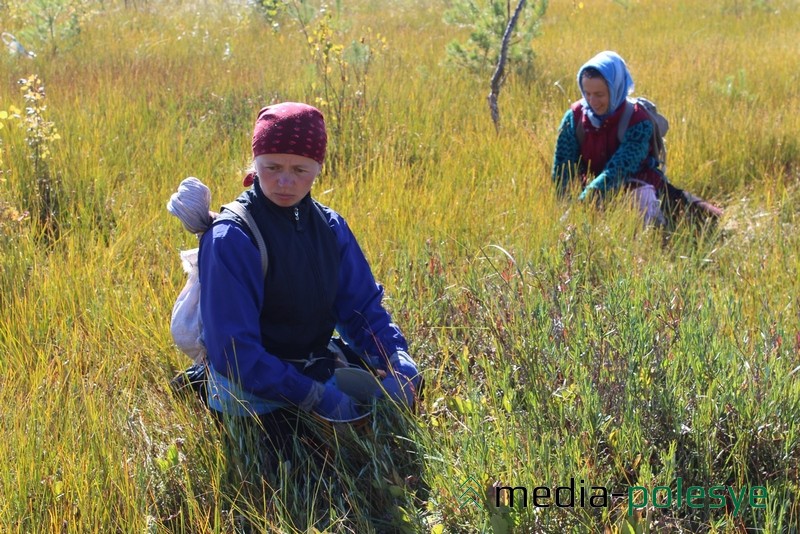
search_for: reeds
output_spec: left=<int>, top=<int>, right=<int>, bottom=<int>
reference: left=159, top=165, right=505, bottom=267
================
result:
left=0, top=0, right=798, bottom=531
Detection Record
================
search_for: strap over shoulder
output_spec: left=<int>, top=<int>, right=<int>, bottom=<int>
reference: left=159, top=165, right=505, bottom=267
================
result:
left=617, top=100, right=635, bottom=143
left=221, top=201, right=269, bottom=278
left=571, top=101, right=586, bottom=147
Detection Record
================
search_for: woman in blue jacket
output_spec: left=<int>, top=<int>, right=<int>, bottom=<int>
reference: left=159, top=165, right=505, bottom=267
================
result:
left=196, top=102, right=419, bottom=453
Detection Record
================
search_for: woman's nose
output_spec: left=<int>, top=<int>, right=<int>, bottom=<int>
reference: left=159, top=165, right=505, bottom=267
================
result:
left=277, top=173, right=292, bottom=186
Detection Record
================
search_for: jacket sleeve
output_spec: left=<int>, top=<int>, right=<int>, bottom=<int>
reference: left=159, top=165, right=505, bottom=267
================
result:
left=327, top=213, right=408, bottom=369
left=552, top=108, right=581, bottom=197
left=199, top=221, right=317, bottom=406
left=588, top=119, right=653, bottom=193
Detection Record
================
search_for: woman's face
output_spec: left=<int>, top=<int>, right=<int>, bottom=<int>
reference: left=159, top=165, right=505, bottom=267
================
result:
left=581, top=75, right=610, bottom=116
left=255, top=153, right=321, bottom=207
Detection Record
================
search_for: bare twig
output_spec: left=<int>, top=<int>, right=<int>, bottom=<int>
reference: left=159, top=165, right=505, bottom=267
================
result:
left=487, top=0, right=526, bottom=132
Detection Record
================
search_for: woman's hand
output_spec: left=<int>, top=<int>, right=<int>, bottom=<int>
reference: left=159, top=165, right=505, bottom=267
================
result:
left=380, top=374, right=417, bottom=407
left=578, top=185, right=601, bottom=202
left=378, top=350, right=421, bottom=408
left=314, top=384, right=364, bottom=421
left=578, top=173, right=609, bottom=201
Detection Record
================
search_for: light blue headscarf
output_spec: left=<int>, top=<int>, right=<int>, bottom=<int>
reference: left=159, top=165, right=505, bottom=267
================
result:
left=577, top=50, right=635, bottom=127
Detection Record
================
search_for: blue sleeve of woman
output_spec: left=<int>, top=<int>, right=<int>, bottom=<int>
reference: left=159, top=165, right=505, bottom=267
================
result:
left=325, top=211, right=409, bottom=369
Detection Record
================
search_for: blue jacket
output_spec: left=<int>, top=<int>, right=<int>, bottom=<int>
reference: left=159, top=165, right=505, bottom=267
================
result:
left=199, top=181, right=408, bottom=414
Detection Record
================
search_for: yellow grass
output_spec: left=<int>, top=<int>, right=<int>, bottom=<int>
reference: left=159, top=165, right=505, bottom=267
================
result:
left=1, top=0, right=799, bottom=531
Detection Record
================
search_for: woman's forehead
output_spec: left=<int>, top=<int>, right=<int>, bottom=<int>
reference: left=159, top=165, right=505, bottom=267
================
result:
left=581, top=76, right=608, bottom=93
left=256, top=153, right=319, bottom=166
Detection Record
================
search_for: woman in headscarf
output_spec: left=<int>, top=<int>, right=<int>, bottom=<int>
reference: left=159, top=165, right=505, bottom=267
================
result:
left=172, top=102, right=421, bottom=465
left=552, top=51, right=721, bottom=225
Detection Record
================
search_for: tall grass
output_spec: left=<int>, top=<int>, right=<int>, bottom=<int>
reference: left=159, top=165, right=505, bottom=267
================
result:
left=1, top=0, right=799, bottom=532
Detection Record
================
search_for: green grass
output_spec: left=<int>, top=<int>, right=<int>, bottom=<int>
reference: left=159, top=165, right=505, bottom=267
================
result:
left=1, top=0, right=799, bottom=532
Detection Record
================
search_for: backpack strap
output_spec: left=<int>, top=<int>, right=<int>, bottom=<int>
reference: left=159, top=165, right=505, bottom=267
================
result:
left=221, top=201, right=269, bottom=278
left=572, top=105, right=585, bottom=147
left=617, top=100, right=635, bottom=143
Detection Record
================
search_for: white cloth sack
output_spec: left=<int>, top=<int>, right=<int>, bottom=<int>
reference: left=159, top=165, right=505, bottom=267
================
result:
left=627, top=182, right=666, bottom=226
left=170, top=247, right=206, bottom=363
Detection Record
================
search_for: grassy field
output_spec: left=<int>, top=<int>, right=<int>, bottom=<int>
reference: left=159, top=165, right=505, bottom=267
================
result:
left=1, top=0, right=799, bottom=532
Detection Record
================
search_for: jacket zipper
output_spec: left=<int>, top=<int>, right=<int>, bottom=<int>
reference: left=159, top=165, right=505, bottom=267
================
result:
left=293, top=206, right=302, bottom=231
left=299, top=204, right=327, bottom=318
left=293, top=203, right=326, bottom=312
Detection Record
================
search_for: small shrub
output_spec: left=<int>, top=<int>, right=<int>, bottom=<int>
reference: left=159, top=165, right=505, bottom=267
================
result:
left=444, top=0, right=548, bottom=78
left=18, top=74, right=62, bottom=236
left=3, top=0, right=97, bottom=56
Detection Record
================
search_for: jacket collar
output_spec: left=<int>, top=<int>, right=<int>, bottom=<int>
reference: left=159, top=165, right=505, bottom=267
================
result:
left=253, top=177, right=312, bottom=220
